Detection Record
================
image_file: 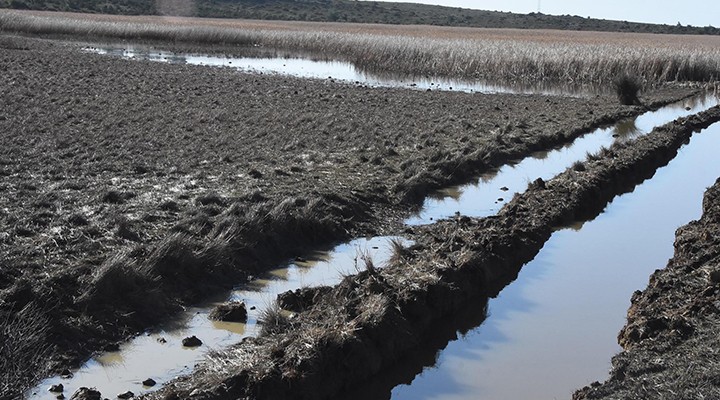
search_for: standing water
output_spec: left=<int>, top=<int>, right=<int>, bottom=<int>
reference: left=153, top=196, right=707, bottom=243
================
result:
left=27, top=237, right=406, bottom=399
left=407, top=94, right=720, bottom=224
left=389, top=113, right=720, bottom=398
left=85, top=45, right=583, bottom=96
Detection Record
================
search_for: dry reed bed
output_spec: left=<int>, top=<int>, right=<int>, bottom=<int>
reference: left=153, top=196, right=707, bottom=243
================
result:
left=1, top=10, right=719, bottom=88
left=146, top=106, right=720, bottom=400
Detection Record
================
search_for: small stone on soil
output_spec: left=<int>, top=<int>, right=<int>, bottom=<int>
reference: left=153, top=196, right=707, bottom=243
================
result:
left=117, top=391, right=134, bottom=399
left=49, top=384, right=64, bottom=392
left=156, top=337, right=167, bottom=344
left=142, top=378, right=156, bottom=387
left=182, top=335, right=202, bottom=347
left=60, top=369, right=73, bottom=378
left=500, top=186, right=509, bottom=191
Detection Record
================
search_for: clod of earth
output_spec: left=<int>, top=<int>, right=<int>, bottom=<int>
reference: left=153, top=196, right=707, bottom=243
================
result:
left=208, top=301, right=248, bottom=322
left=278, top=286, right=333, bottom=313
left=69, top=387, right=102, bottom=400
left=49, top=383, right=64, bottom=392
left=181, top=335, right=202, bottom=347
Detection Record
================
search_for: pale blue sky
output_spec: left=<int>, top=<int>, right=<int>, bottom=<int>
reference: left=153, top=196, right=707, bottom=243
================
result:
left=365, top=0, right=718, bottom=27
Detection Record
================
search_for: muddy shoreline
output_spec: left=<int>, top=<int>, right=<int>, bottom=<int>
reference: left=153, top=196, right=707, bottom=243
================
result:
left=145, top=108, right=720, bottom=397
left=0, top=32, right=705, bottom=397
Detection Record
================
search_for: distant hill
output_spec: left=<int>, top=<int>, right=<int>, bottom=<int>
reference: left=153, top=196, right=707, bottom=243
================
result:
left=1, top=0, right=718, bottom=35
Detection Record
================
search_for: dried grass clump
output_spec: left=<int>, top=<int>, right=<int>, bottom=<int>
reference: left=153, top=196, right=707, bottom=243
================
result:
left=354, top=248, right=377, bottom=275
left=258, top=303, right=293, bottom=336
left=77, top=251, right=169, bottom=321
left=143, top=232, right=232, bottom=285
left=387, top=238, right=411, bottom=266
left=0, top=302, right=52, bottom=398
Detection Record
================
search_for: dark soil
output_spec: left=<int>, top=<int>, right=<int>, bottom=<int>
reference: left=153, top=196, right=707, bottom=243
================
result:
left=144, top=103, right=720, bottom=398
left=0, top=31, right=701, bottom=398
left=574, top=182, right=720, bottom=399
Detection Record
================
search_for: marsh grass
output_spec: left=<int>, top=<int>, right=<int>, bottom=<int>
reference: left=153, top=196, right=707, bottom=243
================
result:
left=1, top=10, right=719, bottom=88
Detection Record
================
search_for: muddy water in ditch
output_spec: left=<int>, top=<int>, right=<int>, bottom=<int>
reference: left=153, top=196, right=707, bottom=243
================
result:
left=388, top=123, right=720, bottom=397
left=29, top=93, right=718, bottom=398
left=85, top=45, right=580, bottom=95
left=28, top=237, right=405, bottom=399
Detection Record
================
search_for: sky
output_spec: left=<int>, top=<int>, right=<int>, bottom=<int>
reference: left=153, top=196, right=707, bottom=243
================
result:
left=364, top=0, right=718, bottom=27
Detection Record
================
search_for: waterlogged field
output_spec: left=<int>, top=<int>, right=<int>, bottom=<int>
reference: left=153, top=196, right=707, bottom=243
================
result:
left=1, top=9, right=719, bottom=400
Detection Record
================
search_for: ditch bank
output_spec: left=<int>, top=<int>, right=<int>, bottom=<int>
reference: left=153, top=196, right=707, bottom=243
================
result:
left=0, top=33, right=704, bottom=397
left=574, top=180, right=720, bottom=398
left=145, top=107, right=720, bottom=399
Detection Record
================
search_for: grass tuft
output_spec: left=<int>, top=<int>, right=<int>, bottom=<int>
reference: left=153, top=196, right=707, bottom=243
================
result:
left=388, top=238, right=410, bottom=266
left=258, top=303, right=292, bottom=336
left=355, top=249, right=378, bottom=275
left=0, top=302, right=52, bottom=398
left=615, top=74, right=642, bottom=105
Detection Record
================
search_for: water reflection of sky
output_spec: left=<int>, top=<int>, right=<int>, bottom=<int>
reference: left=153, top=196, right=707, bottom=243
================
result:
left=406, top=93, right=720, bottom=225
left=392, top=123, right=720, bottom=400
left=85, top=45, right=586, bottom=95
left=28, top=237, right=407, bottom=399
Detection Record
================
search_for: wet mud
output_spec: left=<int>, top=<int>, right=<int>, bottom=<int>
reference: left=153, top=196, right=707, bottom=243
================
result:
left=145, top=104, right=720, bottom=397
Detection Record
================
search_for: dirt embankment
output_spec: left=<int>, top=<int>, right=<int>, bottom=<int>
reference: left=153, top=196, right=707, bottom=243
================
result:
left=144, top=100, right=720, bottom=398
left=574, top=180, right=720, bottom=397
left=0, top=31, right=703, bottom=396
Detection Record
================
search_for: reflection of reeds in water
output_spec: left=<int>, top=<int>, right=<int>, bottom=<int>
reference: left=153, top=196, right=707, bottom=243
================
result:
left=613, top=119, right=641, bottom=141
left=430, top=186, right=464, bottom=201
left=2, top=10, right=720, bottom=88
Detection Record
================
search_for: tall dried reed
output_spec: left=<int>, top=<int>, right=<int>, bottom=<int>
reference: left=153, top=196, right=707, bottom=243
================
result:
left=1, top=10, right=719, bottom=88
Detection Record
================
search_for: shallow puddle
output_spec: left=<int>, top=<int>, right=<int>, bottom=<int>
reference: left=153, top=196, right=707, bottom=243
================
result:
left=28, top=236, right=406, bottom=399
left=406, top=93, right=720, bottom=225
left=85, top=45, right=580, bottom=95
left=390, top=118, right=720, bottom=398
